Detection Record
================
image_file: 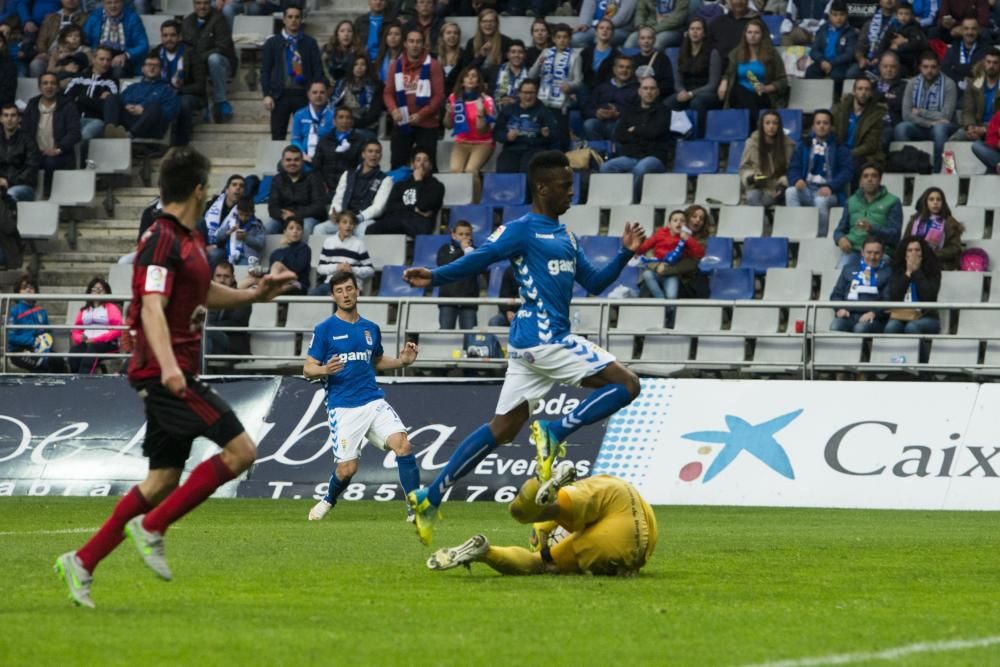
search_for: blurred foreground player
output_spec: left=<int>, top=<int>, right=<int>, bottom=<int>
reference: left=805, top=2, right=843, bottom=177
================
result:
left=55, top=147, right=297, bottom=609
left=428, top=461, right=658, bottom=576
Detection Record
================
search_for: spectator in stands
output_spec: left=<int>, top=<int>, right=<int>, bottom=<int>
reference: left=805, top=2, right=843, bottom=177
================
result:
left=636, top=209, right=705, bottom=324
left=0, top=33, right=15, bottom=109
left=444, top=65, right=496, bottom=199
left=494, top=78, right=557, bottom=173
left=214, top=196, right=265, bottom=266
left=665, top=18, right=721, bottom=130
left=874, top=51, right=905, bottom=149
left=367, top=147, right=444, bottom=236
left=331, top=55, right=385, bottom=137
left=491, top=39, right=528, bottom=107
left=202, top=173, right=245, bottom=265
left=832, top=77, right=888, bottom=174
left=6, top=273, right=66, bottom=373
left=403, top=0, right=443, bottom=54
left=907, top=186, right=964, bottom=270
left=376, top=21, right=405, bottom=82
left=833, top=162, right=902, bottom=269
left=356, top=0, right=398, bottom=63
left=437, top=219, right=479, bottom=330
left=953, top=50, right=1000, bottom=142
left=584, top=53, right=637, bottom=141
left=0, top=104, right=39, bottom=202
left=323, top=20, right=363, bottom=85
left=437, top=22, right=471, bottom=92
left=580, top=18, right=620, bottom=93
left=972, top=107, right=1000, bottom=173
left=717, top=19, right=787, bottom=123
left=204, top=260, right=250, bottom=358
left=488, top=264, right=518, bottom=326
left=829, top=236, right=891, bottom=333
left=464, top=8, right=510, bottom=81
left=82, top=0, right=147, bottom=78
left=911, top=0, right=940, bottom=29
left=102, top=53, right=179, bottom=140
left=849, top=0, right=897, bottom=79
left=626, top=0, right=688, bottom=51
left=879, top=1, right=927, bottom=76
left=528, top=23, right=580, bottom=150
left=65, top=45, right=116, bottom=144
left=895, top=50, right=957, bottom=173
left=805, top=0, right=857, bottom=95
left=267, top=144, right=327, bottom=235
left=22, top=72, right=80, bottom=194
left=68, top=276, right=121, bottom=374
left=740, top=109, right=794, bottom=206
left=268, top=216, right=311, bottom=294
left=29, top=0, right=87, bottom=78
left=44, top=24, right=91, bottom=79
left=155, top=20, right=202, bottom=147
left=324, top=139, right=391, bottom=236
left=525, top=17, right=551, bottom=66
left=884, top=235, right=941, bottom=335
left=312, top=106, right=366, bottom=197
left=942, top=18, right=989, bottom=86
left=384, top=28, right=444, bottom=169
left=182, top=0, right=237, bottom=124
left=572, top=0, right=636, bottom=48
left=599, top=75, right=668, bottom=203
left=707, top=0, right=761, bottom=66
left=311, top=209, right=375, bottom=295
left=786, top=110, right=852, bottom=235
left=629, top=26, right=675, bottom=97
left=290, top=80, right=333, bottom=165
left=261, top=4, right=323, bottom=141
left=937, top=0, right=991, bottom=42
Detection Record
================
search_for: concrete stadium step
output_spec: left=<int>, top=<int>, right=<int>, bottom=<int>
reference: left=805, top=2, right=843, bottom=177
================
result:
left=38, top=268, right=111, bottom=286
left=48, top=235, right=137, bottom=254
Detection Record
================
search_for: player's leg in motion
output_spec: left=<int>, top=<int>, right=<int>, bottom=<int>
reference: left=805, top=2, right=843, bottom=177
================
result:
left=310, top=458, right=358, bottom=520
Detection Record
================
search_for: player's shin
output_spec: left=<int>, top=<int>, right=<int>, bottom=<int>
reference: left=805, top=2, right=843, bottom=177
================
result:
left=324, top=472, right=351, bottom=506
left=395, top=454, right=420, bottom=496
left=142, top=454, right=236, bottom=534
left=548, top=384, right=633, bottom=441
left=482, top=546, right=548, bottom=575
left=426, top=424, right=498, bottom=507
left=76, top=486, right=153, bottom=573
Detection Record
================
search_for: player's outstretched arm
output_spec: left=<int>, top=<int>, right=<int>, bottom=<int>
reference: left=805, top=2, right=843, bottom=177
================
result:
left=303, top=354, right=344, bottom=380
left=374, top=341, right=419, bottom=371
left=403, top=224, right=523, bottom=287
left=574, top=222, right=647, bottom=295
left=205, top=268, right=299, bottom=309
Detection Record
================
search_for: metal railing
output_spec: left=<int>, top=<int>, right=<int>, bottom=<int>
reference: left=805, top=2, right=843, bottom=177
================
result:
left=4, top=292, right=1000, bottom=379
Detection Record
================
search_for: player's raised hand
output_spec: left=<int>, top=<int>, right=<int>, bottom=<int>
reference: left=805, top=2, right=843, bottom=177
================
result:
left=622, top=222, right=647, bottom=253
left=400, top=341, right=419, bottom=365
left=324, top=356, right=345, bottom=376
left=255, top=268, right=299, bottom=301
left=403, top=267, right=432, bottom=287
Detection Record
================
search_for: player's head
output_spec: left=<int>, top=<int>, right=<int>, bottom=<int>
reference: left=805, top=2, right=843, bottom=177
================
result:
left=329, top=270, right=359, bottom=311
left=528, top=150, right=573, bottom=217
left=159, top=146, right=211, bottom=210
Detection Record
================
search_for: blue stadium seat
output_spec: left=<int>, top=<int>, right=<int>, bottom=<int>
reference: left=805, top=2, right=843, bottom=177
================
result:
left=674, top=140, right=719, bottom=175
left=762, top=14, right=782, bottom=44
left=760, top=108, right=803, bottom=143
left=710, top=268, right=756, bottom=300
left=740, top=237, right=790, bottom=275
left=379, top=265, right=423, bottom=297
left=578, top=235, right=621, bottom=266
left=572, top=171, right=583, bottom=204
left=705, top=109, right=750, bottom=143
left=501, top=204, right=532, bottom=224
left=412, top=234, right=452, bottom=268
left=619, top=47, right=641, bottom=57
left=448, top=204, right=493, bottom=245
left=726, top=140, right=746, bottom=174
left=698, top=237, right=734, bottom=273
left=487, top=262, right=510, bottom=297
left=481, top=173, right=528, bottom=206
left=590, top=265, right=640, bottom=297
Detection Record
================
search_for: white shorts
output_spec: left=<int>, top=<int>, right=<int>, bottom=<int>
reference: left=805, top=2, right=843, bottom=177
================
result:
left=327, top=398, right=407, bottom=462
left=496, top=334, right=616, bottom=415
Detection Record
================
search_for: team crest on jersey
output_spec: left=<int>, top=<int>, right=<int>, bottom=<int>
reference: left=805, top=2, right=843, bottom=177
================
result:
left=488, top=225, right=506, bottom=242
left=364, top=330, right=373, bottom=345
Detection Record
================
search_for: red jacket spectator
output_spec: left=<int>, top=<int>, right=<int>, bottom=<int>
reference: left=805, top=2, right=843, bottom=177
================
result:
left=382, top=49, right=444, bottom=130
left=637, top=227, right=706, bottom=261
left=985, top=110, right=1000, bottom=149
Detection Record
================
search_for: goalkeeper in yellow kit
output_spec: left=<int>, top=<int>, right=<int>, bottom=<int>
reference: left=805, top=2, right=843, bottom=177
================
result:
left=427, top=461, right=658, bottom=576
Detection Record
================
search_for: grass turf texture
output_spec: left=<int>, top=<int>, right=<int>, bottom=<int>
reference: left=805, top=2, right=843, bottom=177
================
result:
left=3, top=499, right=999, bottom=667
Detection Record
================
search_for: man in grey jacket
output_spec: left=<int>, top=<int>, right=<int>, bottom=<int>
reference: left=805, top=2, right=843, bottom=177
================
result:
left=893, top=50, right=957, bottom=172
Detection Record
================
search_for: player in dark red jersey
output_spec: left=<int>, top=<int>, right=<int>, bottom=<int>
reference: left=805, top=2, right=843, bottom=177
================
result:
left=55, top=147, right=297, bottom=608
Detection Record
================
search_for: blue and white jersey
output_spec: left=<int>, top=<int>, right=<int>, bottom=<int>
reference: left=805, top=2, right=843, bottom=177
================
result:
left=432, top=212, right=633, bottom=349
left=306, top=314, right=385, bottom=409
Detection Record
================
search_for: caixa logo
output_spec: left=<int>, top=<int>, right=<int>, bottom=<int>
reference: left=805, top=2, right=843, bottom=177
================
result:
left=680, top=409, right=802, bottom=483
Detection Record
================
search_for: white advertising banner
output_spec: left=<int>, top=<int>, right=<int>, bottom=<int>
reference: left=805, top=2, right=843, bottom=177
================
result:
left=594, top=380, right=1000, bottom=510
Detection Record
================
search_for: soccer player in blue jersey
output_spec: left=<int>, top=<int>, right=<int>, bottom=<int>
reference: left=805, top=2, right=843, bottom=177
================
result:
left=303, top=271, right=421, bottom=522
left=402, top=150, right=647, bottom=545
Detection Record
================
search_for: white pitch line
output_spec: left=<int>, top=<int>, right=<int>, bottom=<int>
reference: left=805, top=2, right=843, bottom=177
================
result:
left=742, top=636, right=1000, bottom=667
left=0, top=527, right=99, bottom=537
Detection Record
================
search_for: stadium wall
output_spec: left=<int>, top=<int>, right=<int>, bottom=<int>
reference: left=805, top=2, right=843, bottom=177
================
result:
left=2, top=377, right=998, bottom=509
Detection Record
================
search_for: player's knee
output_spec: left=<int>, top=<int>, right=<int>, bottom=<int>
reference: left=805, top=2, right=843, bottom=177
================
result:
left=222, top=436, right=257, bottom=472
left=391, top=435, right=412, bottom=457
left=336, top=459, right=358, bottom=479
left=623, top=371, right=641, bottom=400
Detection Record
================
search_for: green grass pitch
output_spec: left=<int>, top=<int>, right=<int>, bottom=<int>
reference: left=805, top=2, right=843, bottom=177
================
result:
left=3, top=498, right=999, bottom=666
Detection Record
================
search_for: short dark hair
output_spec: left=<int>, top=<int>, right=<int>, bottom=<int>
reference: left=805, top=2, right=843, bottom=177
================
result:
left=236, top=197, right=254, bottom=214
left=613, top=53, right=633, bottom=66
left=95, top=45, right=115, bottom=57
left=813, top=109, right=834, bottom=124
left=453, top=219, right=472, bottom=231
left=226, top=174, right=244, bottom=188
left=853, top=77, right=872, bottom=91
left=829, top=0, right=848, bottom=12
left=160, top=19, right=181, bottom=33
left=528, top=150, right=570, bottom=193
left=919, top=50, right=940, bottom=65
left=283, top=216, right=303, bottom=231
left=334, top=105, right=353, bottom=116
left=16, top=273, right=38, bottom=293
left=896, top=1, right=912, bottom=10
left=551, top=23, right=572, bottom=38
left=519, top=78, right=540, bottom=91
left=362, top=139, right=382, bottom=153
left=144, top=52, right=160, bottom=64
left=215, top=260, right=235, bottom=274
left=404, top=27, right=425, bottom=42
left=862, top=235, right=884, bottom=249
left=859, top=162, right=883, bottom=177
left=411, top=146, right=433, bottom=164
left=0, top=103, right=18, bottom=115
left=329, top=270, right=358, bottom=292
left=37, top=71, right=57, bottom=84
left=159, top=146, right=210, bottom=206
left=282, top=144, right=303, bottom=157
left=283, top=3, right=303, bottom=16
left=508, top=39, right=525, bottom=50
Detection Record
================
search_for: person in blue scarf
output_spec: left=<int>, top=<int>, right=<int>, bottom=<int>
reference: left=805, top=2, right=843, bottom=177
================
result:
left=261, top=4, right=322, bottom=140
left=894, top=50, right=957, bottom=172
left=290, top=81, right=334, bottom=165
left=829, top=236, right=892, bottom=334
left=785, top=110, right=853, bottom=235
left=805, top=0, right=858, bottom=96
